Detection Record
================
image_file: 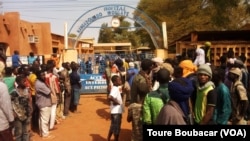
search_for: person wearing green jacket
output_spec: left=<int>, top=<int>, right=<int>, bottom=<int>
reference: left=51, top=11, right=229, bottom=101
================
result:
left=142, top=68, right=171, bottom=125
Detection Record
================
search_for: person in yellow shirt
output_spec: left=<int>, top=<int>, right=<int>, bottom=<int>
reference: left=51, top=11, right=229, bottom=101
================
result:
left=28, top=66, right=39, bottom=131
left=123, top=58, right=129, bottom=71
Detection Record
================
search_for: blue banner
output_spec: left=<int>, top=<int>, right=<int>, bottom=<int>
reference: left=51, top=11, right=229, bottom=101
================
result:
left=80, top=74, right=108, bottom=94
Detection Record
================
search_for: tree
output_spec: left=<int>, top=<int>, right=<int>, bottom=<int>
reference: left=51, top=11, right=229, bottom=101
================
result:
left=136, top=0, right=250, bottom=45
left=98, top=23, right=113, bottom=43
left=98, top=16, right=141, bottom=47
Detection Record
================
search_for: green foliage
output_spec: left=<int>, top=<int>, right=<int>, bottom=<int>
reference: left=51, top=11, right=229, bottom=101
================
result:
left=98, top=0, right=250, bottom=50
left=136, top=0, right=250, bottom=46
left=98, top=16, right=142, bottom=47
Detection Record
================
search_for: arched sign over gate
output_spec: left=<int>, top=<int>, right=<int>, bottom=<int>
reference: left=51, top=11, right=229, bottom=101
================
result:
left=68, top=4, right=163, bottom=49
left=69, top=4, right=164, bottom=94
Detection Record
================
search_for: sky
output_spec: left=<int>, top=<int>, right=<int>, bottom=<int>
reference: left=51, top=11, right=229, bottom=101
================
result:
left=1, top=0, right=140, bottom=43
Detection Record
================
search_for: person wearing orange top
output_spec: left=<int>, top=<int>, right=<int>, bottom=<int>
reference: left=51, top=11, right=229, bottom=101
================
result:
left=51, top=53, right=60, bottom=69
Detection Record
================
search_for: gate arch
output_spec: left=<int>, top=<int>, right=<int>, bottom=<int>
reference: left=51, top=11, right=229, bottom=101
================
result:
left=68, top=4, right=163, bottom=49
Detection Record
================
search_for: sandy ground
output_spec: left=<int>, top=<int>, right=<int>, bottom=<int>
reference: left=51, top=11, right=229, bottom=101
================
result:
left=31, top=94, right=132, bottom=141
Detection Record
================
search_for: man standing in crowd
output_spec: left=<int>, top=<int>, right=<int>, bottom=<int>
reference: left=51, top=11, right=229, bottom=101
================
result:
left=130, top=59, right=153, bottom=103
left=85, top=57, right=93, bottom=74
left=142, top=68, right=171, bottom=125
left=59, top=62, right=72, bottom=117
left=227, top=67, right=249, bottom=125
left=0, top=62, right=14, bottom=141
left=194, top=64, right=216, bottom=124
left=35, top=70, right=55, bottom=139
left=50, top=53, right=60, bottom=70
left=12, top=50, right=22, bottom=69
left=156, top=77, right=194, bottom=125
left=45, top=61, right=61, bottom=130
left=11, top=75, right=32, bottom=141
left=69, top=62, right=82, bottom=113
left=28, top=52, right=37, bottom=65
left=126, top=62, right=139, bottom=102
left=212, top=68, right=232, bottom=125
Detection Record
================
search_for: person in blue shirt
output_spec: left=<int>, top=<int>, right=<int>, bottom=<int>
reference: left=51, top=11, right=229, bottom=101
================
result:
left=12, top=50, right=22, bottom=68
left=28, top=52, right=37, bottom=65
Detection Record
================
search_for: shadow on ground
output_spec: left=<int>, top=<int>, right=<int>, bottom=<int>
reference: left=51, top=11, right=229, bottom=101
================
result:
left=90, top=134, right=106, bottom=141
left=89, top=129, right=131, bottom=141
left=96, top=108, right=110, bottom=120
left=95, top=96, right=109, bottom=105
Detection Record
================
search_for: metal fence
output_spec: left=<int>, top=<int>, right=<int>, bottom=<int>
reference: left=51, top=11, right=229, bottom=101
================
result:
left=78, top=52, right=155, bottom=75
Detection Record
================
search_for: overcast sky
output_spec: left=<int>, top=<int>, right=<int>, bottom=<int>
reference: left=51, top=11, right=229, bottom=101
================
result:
left=1, top=0, right=140, bottom=43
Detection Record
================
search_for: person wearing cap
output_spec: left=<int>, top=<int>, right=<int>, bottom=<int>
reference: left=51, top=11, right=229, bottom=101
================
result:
left=227, top=67, right=249, bottom=125
left=151, top=62, right=174, bottom=90
left=194, top=64, right=216, bottom=125
left=234, top=59, right=249, bottom=89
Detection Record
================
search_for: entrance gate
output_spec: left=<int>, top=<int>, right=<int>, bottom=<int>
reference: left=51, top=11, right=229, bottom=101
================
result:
left=68, top=4, right=163, bottom=49
left=68, top=4, right=163, bottom=94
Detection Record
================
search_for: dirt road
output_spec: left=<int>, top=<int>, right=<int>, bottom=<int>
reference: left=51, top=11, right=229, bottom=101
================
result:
left=31, top=94, right=132, bottom=141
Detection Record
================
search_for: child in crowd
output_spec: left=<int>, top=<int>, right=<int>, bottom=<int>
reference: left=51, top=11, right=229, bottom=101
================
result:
left=107, top=75, right=123, bottom=141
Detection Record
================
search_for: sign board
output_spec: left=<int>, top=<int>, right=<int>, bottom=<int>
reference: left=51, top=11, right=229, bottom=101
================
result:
left=80, top=74, right=108, bottom=94
left=111, top=17, right=120, bottom=28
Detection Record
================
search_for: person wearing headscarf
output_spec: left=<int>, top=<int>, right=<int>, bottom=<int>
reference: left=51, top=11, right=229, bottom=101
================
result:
left=179, top=60, right=197, bottom=78
left=179, top=59, right=198, bottom=115
left=156, top=77, right=194, bottom=125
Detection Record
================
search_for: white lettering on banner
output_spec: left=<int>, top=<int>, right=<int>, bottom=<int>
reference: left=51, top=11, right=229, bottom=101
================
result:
left=93, top=86, right=107, bottom=89
left=95, top=81, right=106, bottom=84
left=84, top=86, right=107, bottom=90
left=84, top=86, right=93, bottom=89
left=85, top=80, right=106, bottom=85
left=90, top=76, right=102, bottom=79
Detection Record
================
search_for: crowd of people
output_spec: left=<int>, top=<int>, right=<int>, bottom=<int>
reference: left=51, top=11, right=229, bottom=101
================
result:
left=0, top=51, right=82, bottom=141
left=1, top=46, right=250, bottom=141
left=105, top=45, right=250, bottom=141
